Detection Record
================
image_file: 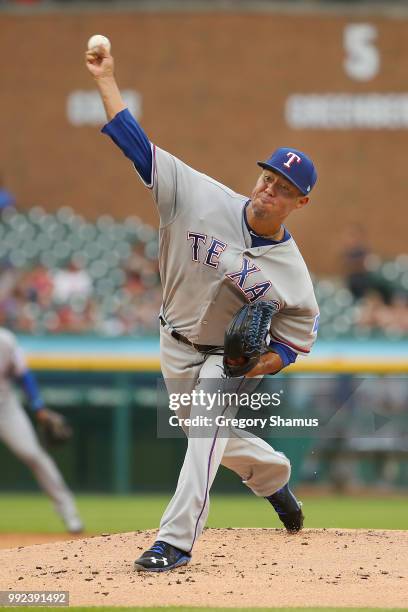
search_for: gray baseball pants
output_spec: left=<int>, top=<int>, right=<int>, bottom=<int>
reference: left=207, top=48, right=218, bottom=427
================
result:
left=157, top=326, right=291, bottom=553
left=0, top=393, right=79, bottom=524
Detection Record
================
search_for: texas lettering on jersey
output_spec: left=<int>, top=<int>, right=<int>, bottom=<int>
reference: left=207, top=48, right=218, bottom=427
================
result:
left=187, top=231, right=274, bottom=304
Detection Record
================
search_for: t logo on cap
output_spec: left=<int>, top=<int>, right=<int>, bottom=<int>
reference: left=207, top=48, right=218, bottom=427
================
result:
left=257, top=147, right=318, bottom=195
left=283, top=152, right=301, bottom=169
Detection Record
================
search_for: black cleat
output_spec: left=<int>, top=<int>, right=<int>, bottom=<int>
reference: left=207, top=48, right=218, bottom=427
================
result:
left=266, top=484, right=304, bottom=532
left=134, top=540, right=191, bottom=572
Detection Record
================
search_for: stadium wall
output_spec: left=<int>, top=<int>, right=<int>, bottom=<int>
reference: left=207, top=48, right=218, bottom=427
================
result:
left=1, top=10, right=408, bottom=273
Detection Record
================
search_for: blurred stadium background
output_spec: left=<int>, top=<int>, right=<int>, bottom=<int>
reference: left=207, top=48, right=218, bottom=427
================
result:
left=0, top=0, right=407, bottom=533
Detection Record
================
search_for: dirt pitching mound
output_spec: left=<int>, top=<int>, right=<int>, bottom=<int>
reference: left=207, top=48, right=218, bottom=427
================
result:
left=0, top=534, right=83, bottom=550
left=0, top=528, right=406, bottom=608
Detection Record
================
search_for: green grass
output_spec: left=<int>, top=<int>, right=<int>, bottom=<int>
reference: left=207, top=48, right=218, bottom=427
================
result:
left=1, top=496, right=406, bottom=612
left=0, top=493, right=406, bottom=533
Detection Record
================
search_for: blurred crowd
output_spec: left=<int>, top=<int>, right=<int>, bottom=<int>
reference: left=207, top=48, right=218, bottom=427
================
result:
left=0, top=206, right=162, bottom=336
left=341, top=224, right=408, bottom=337
left=0, top=206, right=407, bottom=338
left=0, top=253, right=162, bottom=336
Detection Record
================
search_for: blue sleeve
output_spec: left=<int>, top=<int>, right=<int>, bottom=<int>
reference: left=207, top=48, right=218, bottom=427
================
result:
left=0, top=189, right=16, bottom=209
left=101, top=108, right=153, bottom=185
left=15, top=370, right=45, bottom=412
left=269, top=341, right=297, bottom=369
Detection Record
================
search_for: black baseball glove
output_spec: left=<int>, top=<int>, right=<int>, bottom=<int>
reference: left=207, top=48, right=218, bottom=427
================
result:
left=36, top=408, right=73, bottom=446
left=223, top=301, right=279, bottom=377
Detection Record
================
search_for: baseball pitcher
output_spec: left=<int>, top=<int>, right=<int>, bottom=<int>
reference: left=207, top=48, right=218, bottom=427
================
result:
left=0, top=328, right=83, bottom=533
left=86, top=43, right=319, bottom=571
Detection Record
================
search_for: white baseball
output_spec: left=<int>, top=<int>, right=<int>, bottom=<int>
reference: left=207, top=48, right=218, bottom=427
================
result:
left=87, top=34, right=111, bottom=53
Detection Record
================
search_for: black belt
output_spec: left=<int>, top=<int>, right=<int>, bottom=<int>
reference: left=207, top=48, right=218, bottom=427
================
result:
left=159, top=316, right=221, bottom=353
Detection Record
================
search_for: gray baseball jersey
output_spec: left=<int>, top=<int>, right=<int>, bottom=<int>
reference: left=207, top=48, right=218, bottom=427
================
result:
left=0, top=328, right=82, bottom=533
left=146, top=146, right=319, bottom=353
left=103, top=109, right=318, bottom=554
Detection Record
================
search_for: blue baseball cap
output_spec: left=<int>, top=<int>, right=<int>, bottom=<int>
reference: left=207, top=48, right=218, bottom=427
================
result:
left=257, top=147, right=317, bottom=195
